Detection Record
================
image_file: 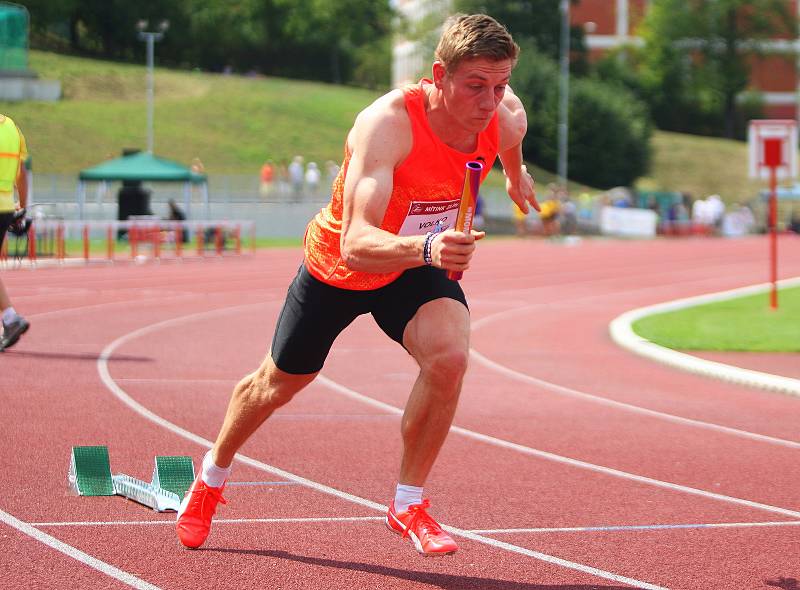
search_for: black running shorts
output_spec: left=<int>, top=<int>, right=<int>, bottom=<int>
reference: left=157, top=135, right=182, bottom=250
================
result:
left=270, top=262, right=468, bottom=374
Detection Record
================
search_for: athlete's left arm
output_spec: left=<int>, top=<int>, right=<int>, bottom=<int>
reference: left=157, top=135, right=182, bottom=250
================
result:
left=497, top=88, right=538, bottom=213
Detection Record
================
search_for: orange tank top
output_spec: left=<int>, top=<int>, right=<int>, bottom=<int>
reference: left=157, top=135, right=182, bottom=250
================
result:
left=304, top=79, right=499, bottom=290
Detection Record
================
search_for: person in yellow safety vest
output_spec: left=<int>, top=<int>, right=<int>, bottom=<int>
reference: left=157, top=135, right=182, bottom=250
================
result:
left=0, top=113, right=30, bottom=351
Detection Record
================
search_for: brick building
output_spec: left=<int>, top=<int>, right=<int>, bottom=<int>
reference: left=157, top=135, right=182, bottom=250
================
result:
left=393, top=0, right=800, bottom=120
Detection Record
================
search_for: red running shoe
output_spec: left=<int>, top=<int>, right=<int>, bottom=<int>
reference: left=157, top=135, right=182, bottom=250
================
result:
left=385, top=499, right=458, bottom=555
left=176, top=475, right=227, bottom=549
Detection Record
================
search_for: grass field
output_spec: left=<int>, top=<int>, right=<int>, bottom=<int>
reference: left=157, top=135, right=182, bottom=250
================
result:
left=3, top=50, right=783, bottom=203
left=632, top=286, right=800, bottom=352
left=635, top=131, right=770, bottom=206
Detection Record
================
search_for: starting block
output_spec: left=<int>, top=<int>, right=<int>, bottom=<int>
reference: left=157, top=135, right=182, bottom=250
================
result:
left=69, top=446, right=195, bottom=512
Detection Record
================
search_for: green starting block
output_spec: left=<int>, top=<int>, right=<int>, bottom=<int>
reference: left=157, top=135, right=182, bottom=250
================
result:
left=68, top=445, right=115, bottom=496
left=69, top=446, right=195, bottom=512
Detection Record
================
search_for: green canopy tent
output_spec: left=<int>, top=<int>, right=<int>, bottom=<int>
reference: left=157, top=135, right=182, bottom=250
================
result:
left=77, top=152, right=208, bottom=220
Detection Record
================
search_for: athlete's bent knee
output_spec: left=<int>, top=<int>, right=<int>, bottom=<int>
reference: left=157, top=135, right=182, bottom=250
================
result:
left=422, top=346, right=469, bottom=389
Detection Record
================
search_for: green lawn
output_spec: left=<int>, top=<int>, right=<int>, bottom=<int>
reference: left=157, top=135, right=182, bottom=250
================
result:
left=6, top=50, right=791, bottom=204
left=632, top=286, right=800, bottom=352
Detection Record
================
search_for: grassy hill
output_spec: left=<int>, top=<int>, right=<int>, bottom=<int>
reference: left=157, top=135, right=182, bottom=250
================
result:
left=1, top=50, right=786, bottom=205
left=637, top=131, right=770, bottom=205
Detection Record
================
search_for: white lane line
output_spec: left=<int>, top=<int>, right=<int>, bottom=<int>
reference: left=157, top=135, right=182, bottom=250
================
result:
left=318, top=376, right=800, bottom=520
left=470, top=349, right=800, bottom=450
left=26, top=293, right=198, bottom=321
left=97, top=304, right=667, bottom=590
left=471, top=520, right=800, bottom=534
left=0, top=507, right=162, bottom=590
left=609, top=277, right=800, bottom=396
left=32, top=516, right=385, bottom=527
left=469, top=291, right=800, bottom=450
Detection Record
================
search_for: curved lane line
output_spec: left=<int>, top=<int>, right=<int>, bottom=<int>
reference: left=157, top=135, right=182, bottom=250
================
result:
left=97, top=303, right=667, bottom=590
left=609, top=277, right=800, bottom=397
left=317, top=376, right=800, bottom=519
left=469, top=349, right=800, bottom=450
left=0, top=508, right=162, bottom=590
left=469, top=287, right=800, bottom=449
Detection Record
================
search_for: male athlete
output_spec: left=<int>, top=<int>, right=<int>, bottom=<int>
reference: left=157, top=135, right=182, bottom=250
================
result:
left=177, top=13, right=538, bottom=555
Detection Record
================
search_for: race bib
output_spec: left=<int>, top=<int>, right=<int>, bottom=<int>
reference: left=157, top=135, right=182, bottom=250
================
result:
left=397, top=199, right=461, bottom=236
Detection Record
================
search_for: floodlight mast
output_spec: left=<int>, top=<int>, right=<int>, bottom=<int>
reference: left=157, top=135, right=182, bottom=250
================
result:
left=137, top=20, right=169, bottom=154
left=557, top=0, right=570, bottom=187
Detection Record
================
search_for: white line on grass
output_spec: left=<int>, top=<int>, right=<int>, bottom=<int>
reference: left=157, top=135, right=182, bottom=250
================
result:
left=609, top=277, right=800, bottom=396
left=0, top=507, right=162, bottom=590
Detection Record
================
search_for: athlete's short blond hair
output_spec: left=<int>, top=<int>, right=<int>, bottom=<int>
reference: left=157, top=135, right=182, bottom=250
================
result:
left=435, top=14, right=519, bottom=73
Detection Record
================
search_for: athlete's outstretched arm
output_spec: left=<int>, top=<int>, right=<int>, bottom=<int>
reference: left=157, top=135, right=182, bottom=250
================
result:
left=340, top=95, right=479, bottom=274
left=498, top=88, right=538, bottom=214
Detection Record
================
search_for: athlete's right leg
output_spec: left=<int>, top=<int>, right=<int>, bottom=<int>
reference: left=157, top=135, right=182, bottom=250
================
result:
left=177, top=263, right=365, bottom=548
left=212, top=354, right=317, bottom=468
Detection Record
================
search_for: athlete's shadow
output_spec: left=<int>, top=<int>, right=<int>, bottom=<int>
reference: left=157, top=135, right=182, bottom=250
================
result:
left=2, top=350, right=152, bottom=362
left=766, top=578, right=799, bottom=590
left=209, top=547, right=632, bottom=589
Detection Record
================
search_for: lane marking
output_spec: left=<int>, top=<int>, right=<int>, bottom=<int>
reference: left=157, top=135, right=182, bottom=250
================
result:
left=318, top=376, right=800, bottom=519
left=97, top=305, right=667, bottom=590
left=471, top=520, right=800, bottom=534
left=0, top=507, right=162, bottom=590
left=469, top=288, right=800, bottom=450
left=470, top=349, right=800, bottom=450
left=226, top=480, right=301, bottom=487
left=609, top=277, right=800, bottom=396
left=32, top=516, right=385, bottom=527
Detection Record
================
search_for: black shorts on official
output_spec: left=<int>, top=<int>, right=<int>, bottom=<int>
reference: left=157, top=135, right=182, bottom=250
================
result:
left=270, top=262, right=468, bottom=375
left=0, top=211, right=13, bottom=248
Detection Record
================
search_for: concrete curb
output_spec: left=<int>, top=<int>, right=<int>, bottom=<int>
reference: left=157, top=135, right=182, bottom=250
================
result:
left=609, top=277, right=800, bottom=397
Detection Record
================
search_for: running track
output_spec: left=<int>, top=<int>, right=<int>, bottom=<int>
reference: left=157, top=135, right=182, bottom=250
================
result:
left=2, top=235, right=799, bottom=590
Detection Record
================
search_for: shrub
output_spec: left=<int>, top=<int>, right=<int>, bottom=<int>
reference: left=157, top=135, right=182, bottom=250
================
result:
left=513, top=44, right=653, bottom=188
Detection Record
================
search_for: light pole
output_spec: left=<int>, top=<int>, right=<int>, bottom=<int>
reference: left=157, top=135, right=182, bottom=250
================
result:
left=137, top=19, right=169, bottom=154
left=557, top=0, right=570, bottom=187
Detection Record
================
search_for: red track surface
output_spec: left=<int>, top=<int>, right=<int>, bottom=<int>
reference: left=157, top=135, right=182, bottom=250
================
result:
left=2, top=235, right=799, bottom=590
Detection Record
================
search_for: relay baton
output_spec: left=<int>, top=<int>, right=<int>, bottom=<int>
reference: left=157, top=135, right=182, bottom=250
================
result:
left=446, top=160, right=484, bottom=281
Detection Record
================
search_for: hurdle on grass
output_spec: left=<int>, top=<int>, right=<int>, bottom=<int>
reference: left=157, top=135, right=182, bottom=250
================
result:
left=2, top=219, right=256, bottom=266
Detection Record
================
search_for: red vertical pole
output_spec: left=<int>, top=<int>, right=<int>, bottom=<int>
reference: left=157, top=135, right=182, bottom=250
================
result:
left=153, top=224, right=161, bottom=260
left=215, top=226, right=223, bottom=256
left=83, top=225, right=90, bottom=262
left=56, top=223, right=65, bottom=261
left=175, top=225, right=183, bottom=259
left=130, top=225, right=138, bottom=259
left=769, top=165, right=778, bottom=310
left=197, top=225, right=204, bottom=257
left=107, top=225, right=114, bottom=261
left=234, top=225, right=241, bottom=255
left=28, top=222, right=37, bottom=263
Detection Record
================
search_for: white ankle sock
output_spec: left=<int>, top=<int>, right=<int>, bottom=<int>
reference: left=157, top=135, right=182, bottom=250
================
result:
left=394, top=484, right=423, bottom=513
left=201, top=451, right=231, bottom=488
left=2, top=307, right=17, bottom=324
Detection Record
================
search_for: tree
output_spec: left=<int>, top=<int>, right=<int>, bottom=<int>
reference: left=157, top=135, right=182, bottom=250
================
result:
left=639, top=0, right=795, bottom=138
left=453, top=0, right=569, bottom=60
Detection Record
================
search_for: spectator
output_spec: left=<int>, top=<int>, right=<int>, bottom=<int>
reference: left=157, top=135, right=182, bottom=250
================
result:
left=167, top=198, right=189, bottom=243
left=288, top=155, right=305, bottom=200
left=789, top=208, right=800, bottom=234
left=304, top=161, right=321, bottom=195
left=325, top=160, right=340, bottom=189
left=259, top=160, right=274, bottom=198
